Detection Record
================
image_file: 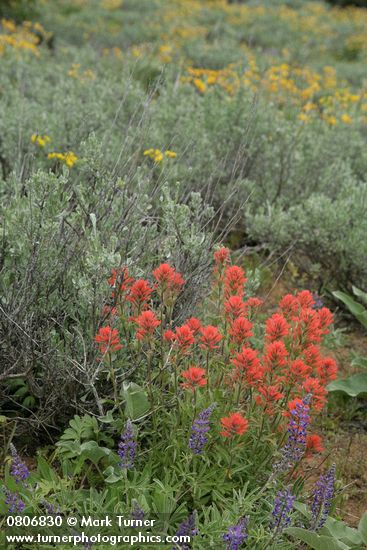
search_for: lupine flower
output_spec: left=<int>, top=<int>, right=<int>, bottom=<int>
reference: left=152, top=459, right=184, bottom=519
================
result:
left=223, top=516, right=249, bottom=550
left=135, top=310, right=160, bottom=341
left=311, top=464, right=336, bottom=530
left=306, top=434, right=324, bottom=456
left=265, top=313, right=289, bottom=342
left=270, top=487, right=296, bottom=533
left=189, top=404, right=216, bottom=454
left=220, top=413, right=249, bottom=438
left=275, top=394, right=311, bottom=473
left=172, top=512, right=198, bottom=550
left=10, top=444, right=30, bottom=485
left=199, top=325, right=222, bottom=351
left=224, top=265, right=247, bottom=297
left=181, top=367, right=207, bottom=391
left=4, top=489, right=25, bottom=513
left=127, top=279, right=153, bottom=309
left=229, top=317, right=253, bottom=345
left=312, top=293, right=324, bottom=310
left=42, top=500, right=61, bottom=515
left=118, top=420, right=137, bottom=469
left=95, top=326, right=122, bottom=353
left=130, top=502, right=145, bottom=527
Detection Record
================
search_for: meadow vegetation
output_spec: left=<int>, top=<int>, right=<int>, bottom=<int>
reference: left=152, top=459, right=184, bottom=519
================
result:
left=0, top=1, right=366, bottom=548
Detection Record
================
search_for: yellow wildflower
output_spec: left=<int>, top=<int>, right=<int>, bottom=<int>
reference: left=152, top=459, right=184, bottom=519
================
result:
left=47, top=151, right=78, bottom=167
left=193, top=78, right=206, bottom=94
left=143, top=149, right=164, bottom=163
left=31, top=134, right=51, bottom=147
left=165, top=150, right=177, bottom=158
left=340, top=114, right=352, bottom=124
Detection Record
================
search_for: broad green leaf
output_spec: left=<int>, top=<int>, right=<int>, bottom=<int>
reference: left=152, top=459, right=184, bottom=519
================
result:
left=358, top=512, right=367, bottom=544
left=122, top=382, right=150, bottom=420
left=79, top=441, right=111, bottom=464
left=327, top=373, right=367, bottom=397
left=286, top=527, right=349, bottom=550
left=352, top=286, right=367, bottom=306
left=332, top=291, right=367, bottom=329
left=324, top=517, right=362, bottom=545
left=351, top=356, right=367, bottom=370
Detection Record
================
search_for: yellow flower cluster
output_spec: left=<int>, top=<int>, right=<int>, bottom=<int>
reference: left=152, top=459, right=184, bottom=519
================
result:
left=143, top=149, right=177, bottom=163
left=68, top=63, right=96, bottom=81
left=31, top=134, right=51, bottom=148
left=48, top=151, right=78, bottom=168
left=183, top=66, right=240, bottom=96
left=0, top=19, right=51, bottom=57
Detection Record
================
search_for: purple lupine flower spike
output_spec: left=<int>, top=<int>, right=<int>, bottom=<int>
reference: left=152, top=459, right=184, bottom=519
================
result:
left=274, top=394, right=311, bottom=473
left=311, top=464, right=336, bottom=530
left=10, top=443, right=30, bottom=485
left=118, top=420, right=137, bottom=470
left=270, top=487, right=296, bottom=535
left=312, top=294, right=324, bottom=310
left=172, top=512, right=198, bottom=550
left=130, top=502, right=145, bottom=527
left=4, top=489, right=25, bottom=513
left=223, top=516, right=249, bottom=550
left=189, top=403, right=216, bottom=455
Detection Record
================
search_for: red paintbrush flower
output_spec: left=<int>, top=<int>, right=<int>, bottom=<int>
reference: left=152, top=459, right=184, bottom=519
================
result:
left=214, top=246, right=231, bottom=266
left=224, top=295, right=246, bottom=321
left=199, top=325, right=222, bottom=351
left=279, top=294, right=299, bottom=318
left=175, top=324, right=195, bottom=352
left=306, top=434, right=324, bottom=456
left=181, top=366, right=207, bottom=391
left=265, top=313, right=289, bottom=342
left=186, top=317, right=202, bottom=334
left=224, top=265, right=247, bottom=298
left=95, top=326, right=122, bottom=353
left=220, top=412, right=248, bottom=438
left=229, top=317, right=253, bottom=345
left=127, top=279, right=153, bottom=309
left=297, top=290, right=315, bottom=309
left=135, top=310, right=161, bottom=340
left=316, top=357, right=337, bottom=385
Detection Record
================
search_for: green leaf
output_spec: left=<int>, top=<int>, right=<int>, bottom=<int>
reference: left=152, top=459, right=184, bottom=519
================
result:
left=122, top=382, right=150, bottom=420
left=327, top=373, right=367, bottom=397
left=351, top=356, right=367, bottom=370
left=79, top=441, right=111, bottom=464
left=285, top=527, right=349, bottom=550
left=352, top=286, right=367, bottom=306
left=324, top=517, right=362, bottom=546
left=358, top=512, right=367, bottom=545
left=332, top=291, right=367, bottom=329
